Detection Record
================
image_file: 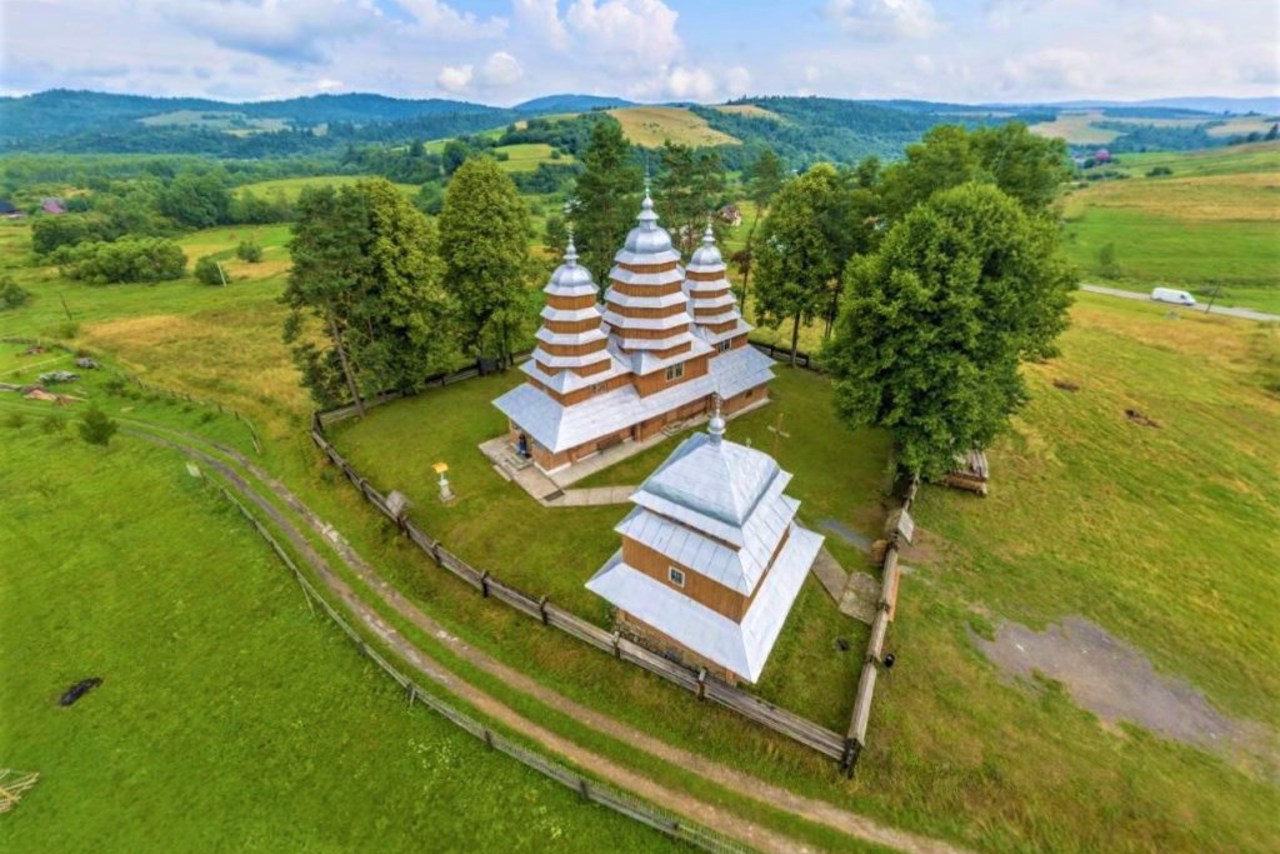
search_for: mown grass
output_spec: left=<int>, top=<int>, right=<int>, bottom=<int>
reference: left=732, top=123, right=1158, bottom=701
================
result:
left=608, top=107, right=741, bottom=148
left=329, top=365, right=881, bottom=726
left=494, top=142, right=575, bottom=172
left=0, top=425, right=668, bottom=852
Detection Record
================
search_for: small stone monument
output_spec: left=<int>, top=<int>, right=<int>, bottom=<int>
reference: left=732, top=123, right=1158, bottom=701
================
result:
left=432, top=462, right=454, bottom=503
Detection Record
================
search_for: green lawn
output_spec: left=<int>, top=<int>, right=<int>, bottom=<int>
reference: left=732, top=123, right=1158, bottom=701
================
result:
left=329, top=365, right=884, bottom=727
left=0, top=424, right=667, bottom=852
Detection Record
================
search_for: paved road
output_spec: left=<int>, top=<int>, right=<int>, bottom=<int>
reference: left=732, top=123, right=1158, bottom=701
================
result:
left=1080, top=284, right=1280, bottom=322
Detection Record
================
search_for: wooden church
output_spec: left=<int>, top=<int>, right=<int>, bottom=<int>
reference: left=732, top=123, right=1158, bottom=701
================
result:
left=492, top=190, right=775, bottom=474
left=586, top=409, right=824, bottom=684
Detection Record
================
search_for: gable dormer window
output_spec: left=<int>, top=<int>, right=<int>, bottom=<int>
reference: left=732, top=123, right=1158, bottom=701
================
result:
left=668, top=566, right=686, bottom=588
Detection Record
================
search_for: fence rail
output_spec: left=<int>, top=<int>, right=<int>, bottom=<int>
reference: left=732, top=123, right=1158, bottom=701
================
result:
left=211, top=482, right=749, bottom=854
left=309, top=412, right=853, bottom=768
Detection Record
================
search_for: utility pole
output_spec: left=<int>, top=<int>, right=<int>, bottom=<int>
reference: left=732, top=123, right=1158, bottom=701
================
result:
left=1204, top=280, right=1222, bottom=314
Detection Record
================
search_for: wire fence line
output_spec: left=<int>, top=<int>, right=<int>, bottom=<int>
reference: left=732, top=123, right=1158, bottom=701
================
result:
left=210, top=480, right=752, bottom=854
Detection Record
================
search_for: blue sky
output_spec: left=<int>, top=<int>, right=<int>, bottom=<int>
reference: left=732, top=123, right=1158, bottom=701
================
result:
left=1, top=1, right=1276, bottom=103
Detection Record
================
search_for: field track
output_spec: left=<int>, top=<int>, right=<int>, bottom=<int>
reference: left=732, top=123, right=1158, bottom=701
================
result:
left=17, top=404, right=967, bottom=854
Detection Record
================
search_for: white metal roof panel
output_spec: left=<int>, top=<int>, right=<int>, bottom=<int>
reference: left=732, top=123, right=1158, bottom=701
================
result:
left=586, top=523, right=823, bottom=682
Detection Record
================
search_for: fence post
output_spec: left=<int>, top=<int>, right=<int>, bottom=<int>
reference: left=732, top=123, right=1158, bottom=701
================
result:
left=538, top=595, right=549, bottom=625
left=484, top=729, right=494, bottom=750
left=696, top=668, right=707, bottom=701
left=578, top=778, right=590, bottom=802
left=406, top=683, right=416, bottom=707
left=480, top=571, right=490, bottom=598
left=612, top=631, right=622, bottom=659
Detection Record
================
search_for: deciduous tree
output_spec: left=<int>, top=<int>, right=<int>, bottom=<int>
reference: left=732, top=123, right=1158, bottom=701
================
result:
left=730, top=147, right=784, bottom=311
left=438, top=157, right=534, bottom=367
left=826, top=182, right=1076, bottom=478
left=282, top=179, right=451, bottom=413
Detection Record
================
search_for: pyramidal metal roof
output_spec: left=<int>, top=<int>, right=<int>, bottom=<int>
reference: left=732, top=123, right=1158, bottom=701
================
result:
left=638, top=432, right=780, bottom=529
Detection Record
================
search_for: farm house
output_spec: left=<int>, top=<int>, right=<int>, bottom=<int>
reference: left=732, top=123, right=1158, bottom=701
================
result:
left=492, top=190, right=774, bottom=474
left=586, top=409, right=824, bottom=685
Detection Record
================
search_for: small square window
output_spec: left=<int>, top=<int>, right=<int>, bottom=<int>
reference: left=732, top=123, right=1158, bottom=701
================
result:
left=717, top=339, right=732, bottom=353
left=665, top=363, right=685, bottom=382
left=668, top=567, right=686, bottom=588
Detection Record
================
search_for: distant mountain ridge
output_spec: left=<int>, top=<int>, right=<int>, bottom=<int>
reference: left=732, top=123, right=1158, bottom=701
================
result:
left=513, top=94, right=633, bottom=113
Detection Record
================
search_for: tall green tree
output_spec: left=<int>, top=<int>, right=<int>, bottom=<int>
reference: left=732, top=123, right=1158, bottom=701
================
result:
left=752, top=163, right=849, bottom=364
left=879, top=123, right=1070, bottom=221
left=656, top=142, right=726, bottom=256
left=571, top=118, right=642, bottom=279
left=282, top=179, right=450, bottom=414
left=825, top=182, right=1076, bottom=478
left=438, top=157, right=534, bottom=367
left=156, top=170, right=231, bottom=229
left=730, top=147, right=785, bottom=311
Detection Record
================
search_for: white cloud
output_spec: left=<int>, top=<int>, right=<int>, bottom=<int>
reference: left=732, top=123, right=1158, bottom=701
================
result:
left=1000, top=48, right=1099, bottom=93
left=164, top=0, right=374, bottom=65
left=823, top=0, right=942, bottom=41
left=724, top=66, right=752, bottom=97
left=478, top=51, right=524, bottom=87
left=512, top=0, right=570, bottom=50
left=663, top=66, right=717, bottom=100
left=436, top=51, right=524, bottom=94
left=436, top=64, right=473, bottom=94
left=564, top=0, right=683, bottom=72
left=394, top=0, right=507, bottom=39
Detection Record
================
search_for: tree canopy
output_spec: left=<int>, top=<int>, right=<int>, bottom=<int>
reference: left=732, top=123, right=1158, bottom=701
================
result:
left=825, top=182, right=1076, bottom=477
left=571, top=118, right=642, bottom=280
left=282, top=178, right=451, bottom=411
left=437, top=157, right=534, bottom=366
left=752, top=163, right=854, bottom=362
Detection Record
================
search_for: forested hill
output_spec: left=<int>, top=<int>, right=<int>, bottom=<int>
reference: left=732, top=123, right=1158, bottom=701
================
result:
left=694, top=96, right=1052, bottom=168
left=0, top=89, right=511, bottom=152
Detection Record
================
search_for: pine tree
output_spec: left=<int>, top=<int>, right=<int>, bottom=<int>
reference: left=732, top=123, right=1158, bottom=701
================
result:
left=571, top=119, right=642, bottom=280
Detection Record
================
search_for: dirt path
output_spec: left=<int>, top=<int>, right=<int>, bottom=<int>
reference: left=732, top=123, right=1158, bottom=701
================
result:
left=120, top=420, right=971, bottom=854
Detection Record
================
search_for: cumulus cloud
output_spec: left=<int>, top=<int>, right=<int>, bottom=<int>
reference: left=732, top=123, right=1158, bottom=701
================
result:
left=823, top=0, right=942, bottom=41
left=436, top=51, right=524, bottom=94
left=564, top=0, right=683, bottom=73
left=394, top=0, right=507, bottom=39
left=163, top=0, right=375, bottom=65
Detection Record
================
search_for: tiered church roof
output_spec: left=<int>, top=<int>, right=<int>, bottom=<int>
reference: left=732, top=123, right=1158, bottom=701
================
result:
left=587, top=412, right=824, bottom=683
left=493, top=190, right=774, bottom=459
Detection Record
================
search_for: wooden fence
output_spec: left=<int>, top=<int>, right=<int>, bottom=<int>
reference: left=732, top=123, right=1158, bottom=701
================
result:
left=844, top=477, right=918, bottom=774
left=747, top=340, right=824, bottom=372
left=309, top=413, right=856, bottom=771
left=212, top=482, right=750, bottom=853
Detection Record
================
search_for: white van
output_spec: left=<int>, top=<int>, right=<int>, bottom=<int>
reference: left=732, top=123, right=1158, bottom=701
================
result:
left=1151, top=287, right=1196, bottom=307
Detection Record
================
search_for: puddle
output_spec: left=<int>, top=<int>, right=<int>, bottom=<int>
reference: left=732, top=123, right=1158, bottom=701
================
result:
left=975, top=616, right=1276, bottom=770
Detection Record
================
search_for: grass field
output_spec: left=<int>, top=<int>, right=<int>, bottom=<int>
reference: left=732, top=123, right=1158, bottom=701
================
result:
left=711, top=104, right=784, bottom=121
left=3, top=171, right=1279, bottom=852
left=0, top=422, right=667, bottom=852
left=608, top=107, right=741, bottom=148
left=1031, top=111, right=1280, bottom=145
left=330, top=365, right=887, bottom=727
left=494, top=142, right=575, bottom=172
left=236, top=175, right=418, bottom=202
left=1057, top=142, right=1280, bottom=312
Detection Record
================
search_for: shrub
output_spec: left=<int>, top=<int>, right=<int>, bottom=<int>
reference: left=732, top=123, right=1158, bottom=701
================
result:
left=1, top=274, right=30, bottom=310
left=235, top=240, right=263, bottom=263
left=78, top=404, right=118, bottom=447
left=41, top=413, right=66, bottom=434
left=60, top=238, right=187, bottom=284
left=194, top=254, right=227, bottom=286
left=1146, top=166, right=1174, bottom=177
left=4, top=411, right=26, bottom=429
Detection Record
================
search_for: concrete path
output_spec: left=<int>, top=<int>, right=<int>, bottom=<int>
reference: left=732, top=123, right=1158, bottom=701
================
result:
left=1080, top=284, right=1280, bottom=322
left=840, top=572, right=882, bottom=625
left=550, top=485, right=636, bottom=507
left=810, top=547, right=850, bottom=604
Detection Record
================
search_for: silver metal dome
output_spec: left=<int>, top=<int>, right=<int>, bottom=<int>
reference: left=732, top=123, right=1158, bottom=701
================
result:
left=549, top=237, right=596, bottom=290
left=689, top=222, right=723, bottom=267
left=623, top=190, right=675, bottom=255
